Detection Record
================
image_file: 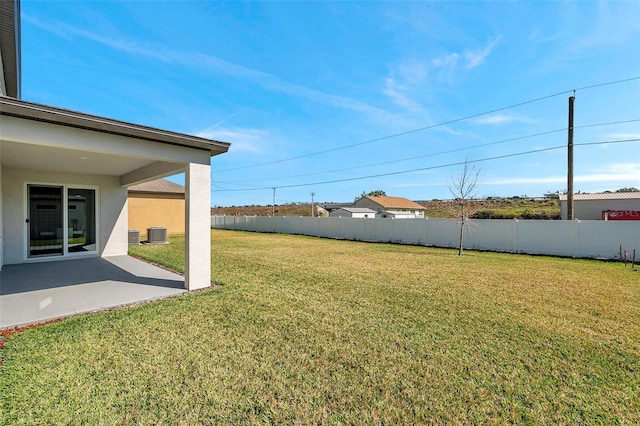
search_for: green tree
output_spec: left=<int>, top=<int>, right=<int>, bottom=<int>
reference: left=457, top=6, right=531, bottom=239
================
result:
left=543, top=190, right=560, bottom=200
left=355, top=190, right=386, bottom=202
left=616, top=187, right=639, bottom=192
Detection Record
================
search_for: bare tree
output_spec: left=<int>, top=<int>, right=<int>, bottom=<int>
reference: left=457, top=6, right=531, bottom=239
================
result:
left=449, top=160, right=480, bottom=255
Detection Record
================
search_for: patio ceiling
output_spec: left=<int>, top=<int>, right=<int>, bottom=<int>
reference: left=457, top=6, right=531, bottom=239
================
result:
left=1, top=139, right=164, bottom=176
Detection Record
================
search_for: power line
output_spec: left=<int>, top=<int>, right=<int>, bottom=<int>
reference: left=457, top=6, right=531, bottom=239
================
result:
left=214, top=128, right=566, bottom=184
left=212, top=138, right=639, bottom=193
left=214, top=91, right=571, bottom=173
left=213, top=76, right=640, bottom=174
left=573, top=76, right=640, bottom=92
left=213, top=119, right=640, bottom=185
left=577, top=139, right=640, bottom=147
left=211, top=180, right=266, bottom=191
left=575, top=118, right=640, bottom=129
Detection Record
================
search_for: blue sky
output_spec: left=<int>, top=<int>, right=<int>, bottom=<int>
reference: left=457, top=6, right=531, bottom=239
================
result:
left=21, top=0, right=640, bottom=206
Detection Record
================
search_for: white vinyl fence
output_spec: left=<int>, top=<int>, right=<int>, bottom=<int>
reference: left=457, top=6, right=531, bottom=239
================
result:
left=211, top=216, right=640, bottom=260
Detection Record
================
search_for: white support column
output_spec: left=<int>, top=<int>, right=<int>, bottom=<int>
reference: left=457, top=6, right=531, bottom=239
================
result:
left=185, top=162, right=211, bottom=290
left=0, top=151, right=3, bottom=270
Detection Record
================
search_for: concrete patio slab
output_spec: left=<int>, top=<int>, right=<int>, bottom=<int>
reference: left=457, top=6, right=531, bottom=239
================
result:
left=0, top=256, right=187, bottom=329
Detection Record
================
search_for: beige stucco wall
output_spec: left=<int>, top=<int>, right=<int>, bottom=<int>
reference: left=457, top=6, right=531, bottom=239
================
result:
left=353, top=197, right=382, bottom=212
left=128, top=193, right=185, bottom=236
left=1, top=166, right=128, bottom=265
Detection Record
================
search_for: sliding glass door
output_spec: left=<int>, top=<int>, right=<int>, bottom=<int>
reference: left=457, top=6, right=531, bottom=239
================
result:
left=67, top=189, right=97, bottom=253
left=28, top=185, right=98, bottom=258
left=28, top=185, right=64, bottom=257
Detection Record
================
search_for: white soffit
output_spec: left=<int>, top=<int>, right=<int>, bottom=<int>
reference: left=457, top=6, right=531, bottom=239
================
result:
left=0, top=140, right=164, bottom=176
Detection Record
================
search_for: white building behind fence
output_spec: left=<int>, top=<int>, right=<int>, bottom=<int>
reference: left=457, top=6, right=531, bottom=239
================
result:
left=560, top=193, right=640, bottom=220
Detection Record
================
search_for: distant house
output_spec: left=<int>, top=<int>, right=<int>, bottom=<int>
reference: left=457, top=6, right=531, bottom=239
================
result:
left=321, top=202, right=352, bottom=213
left=353, top=196, right=426, bottom=219
left=128, top=179, right=185, bottom=235
left=560, top=193, right=640, bottom=220
left=329, top=207, right=378, bottom=218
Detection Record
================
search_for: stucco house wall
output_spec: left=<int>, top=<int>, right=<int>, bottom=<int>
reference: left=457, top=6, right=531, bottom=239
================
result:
left=352, top=197, right=382, bottom=212
left=1, top=167, right=127, bottom=265
left=329, top=207, right=377, bottom=218
left=376, top=212, right=419, bottom=219
left=128, top=192, right=185, bottom=236
left=0, top=158, right=3, bottom=268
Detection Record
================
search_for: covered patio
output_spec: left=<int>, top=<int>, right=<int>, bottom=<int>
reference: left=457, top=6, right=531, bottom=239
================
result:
left=1, top=0, right=230, bottom=329
left=0, top=256, right=187, bottom=329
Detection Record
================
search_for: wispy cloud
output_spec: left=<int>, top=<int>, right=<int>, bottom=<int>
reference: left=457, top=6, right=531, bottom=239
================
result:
left=430, top=37, right=501, bottom=81
left=485, top=162, right=640, bottom=186
left=436, top=126, right=478, bottom=138
left=383, top=77, right=425, bottom=113
left=606, top=133, right=640, bottom=139
left=206, top=108, right=252, bottom=130
left=595, top=162, right=640, bottom=175
left=381, top=58, right=434, bottom=119
left=464, top=37, right=501, bottom=69
left=431, top=53, right=459, bottom=82
left=24, top=14, right=395, bottom=122
left=485, top=176, right=566, bottom=186
left=575, top=1, right=640, bottom=50
left=383, top=38, right=500, bottom=114
left=196, top=127, right=269, bottom=153
left=472, top=114, right=533, bottom=125
left=528, top=27, right=563, bottom=43
left=24, top=14, right=174, bottom=63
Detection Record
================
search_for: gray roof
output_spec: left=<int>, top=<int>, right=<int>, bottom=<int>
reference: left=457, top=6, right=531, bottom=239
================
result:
left=0, top=0, right=21, bottom=98
left=129, top=179, right=185, bottom=194
left=559, top=192, right=639, bottom=201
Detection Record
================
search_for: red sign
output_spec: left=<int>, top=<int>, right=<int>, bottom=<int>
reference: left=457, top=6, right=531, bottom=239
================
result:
left=602, top=210, right=640, bottom=220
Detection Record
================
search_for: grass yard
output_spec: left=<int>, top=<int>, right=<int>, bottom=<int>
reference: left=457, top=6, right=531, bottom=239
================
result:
left=1, top=230, right=639, bottom=424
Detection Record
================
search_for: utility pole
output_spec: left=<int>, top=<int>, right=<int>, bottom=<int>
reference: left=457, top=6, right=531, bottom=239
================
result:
left=567, top=95, right=575, bottom=220
left=272, top=187, right=276, bottom=216
left=310, top=192, right=315, bottom=217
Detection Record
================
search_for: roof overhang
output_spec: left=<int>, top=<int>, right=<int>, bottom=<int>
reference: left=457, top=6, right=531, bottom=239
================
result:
left=559, top=193, right=639, bottom=201
left=1, top=98, right=231, bottom=186
left=0, top=97, right=230, bottom=155
left=0, top=0, right=21, bottom=98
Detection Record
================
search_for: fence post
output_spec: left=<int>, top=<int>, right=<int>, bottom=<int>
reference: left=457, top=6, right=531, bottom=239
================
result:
left=424, top=218, right=428, bottom=246
left=573, top=219, right=580, bottom=258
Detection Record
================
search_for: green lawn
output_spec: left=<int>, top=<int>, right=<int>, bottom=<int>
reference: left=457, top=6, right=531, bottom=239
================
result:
left=1, top=230, right=639, bottom=424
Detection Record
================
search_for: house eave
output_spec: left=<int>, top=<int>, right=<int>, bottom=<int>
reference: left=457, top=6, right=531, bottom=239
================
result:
left=0, top=0, right=21, bottom=98
left=381, top=206, right=427, bottom=210
left=0, top=97, right=231, bottom=156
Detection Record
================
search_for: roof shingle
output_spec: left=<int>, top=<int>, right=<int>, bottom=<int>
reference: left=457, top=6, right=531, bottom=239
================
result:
left=128, top=179, right=185, bottom=194
left=559, top=192, right=639, bottom=201
left=366, top=196, right=426, bottom=210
